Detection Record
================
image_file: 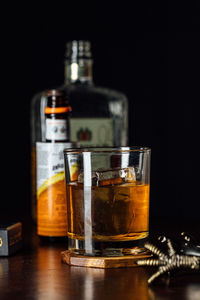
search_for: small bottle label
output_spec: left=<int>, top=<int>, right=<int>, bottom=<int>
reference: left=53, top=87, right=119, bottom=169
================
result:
left=45, top=119, right=68, bottom=141
left=36, top=142, right=71, bottom=237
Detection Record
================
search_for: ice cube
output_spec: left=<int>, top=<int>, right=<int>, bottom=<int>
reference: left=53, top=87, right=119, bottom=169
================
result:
left=77, top=167, right=136, bottom=186
left=123, top=167, right=136, bottom=183
left=78, top=171, right=99, bottom=186
left=97, top=167, right=136, bottom=186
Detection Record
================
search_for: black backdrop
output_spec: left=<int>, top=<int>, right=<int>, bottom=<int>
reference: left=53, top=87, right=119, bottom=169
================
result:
left=1, top=2, right=200, bottom=221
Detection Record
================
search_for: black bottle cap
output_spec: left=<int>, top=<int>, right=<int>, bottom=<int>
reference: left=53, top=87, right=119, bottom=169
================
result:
left=46, top=89, right=69, bottom=109
left=47, top=89, right=63, bottom=97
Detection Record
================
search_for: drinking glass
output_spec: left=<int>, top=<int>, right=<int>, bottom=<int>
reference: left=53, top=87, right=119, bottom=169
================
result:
left=64, top=147, right=151, bottom=257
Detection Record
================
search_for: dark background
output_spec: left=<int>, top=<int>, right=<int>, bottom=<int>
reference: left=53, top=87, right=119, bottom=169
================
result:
left=1, top=2, right=200, bottom=221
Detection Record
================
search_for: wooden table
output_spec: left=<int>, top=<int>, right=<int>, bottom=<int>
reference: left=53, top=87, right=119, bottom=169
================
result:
left=0, top=217, right=200, bottom=300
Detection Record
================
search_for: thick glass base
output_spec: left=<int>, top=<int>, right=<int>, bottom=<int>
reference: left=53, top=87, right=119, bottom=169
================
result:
left=68, top=237, right=149, bottom=257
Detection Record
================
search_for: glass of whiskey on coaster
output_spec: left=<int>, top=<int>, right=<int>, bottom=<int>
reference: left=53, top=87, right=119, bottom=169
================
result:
left=63, top=147, right=151, bottom=257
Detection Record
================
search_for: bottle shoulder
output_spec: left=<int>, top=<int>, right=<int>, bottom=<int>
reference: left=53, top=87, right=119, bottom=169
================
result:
left=61, top=83, right=128, bottom=103
left=60, top=83, right=128, bottom=119
left=93, top=85, right=128, bottom=103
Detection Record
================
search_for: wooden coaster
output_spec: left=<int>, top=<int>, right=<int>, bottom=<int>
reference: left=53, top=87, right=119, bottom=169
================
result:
left=61, top=250, right=151, bottom=269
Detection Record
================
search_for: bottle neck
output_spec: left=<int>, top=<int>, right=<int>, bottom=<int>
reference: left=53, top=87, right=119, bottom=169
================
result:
left=65, top=59, right=93, bottom=85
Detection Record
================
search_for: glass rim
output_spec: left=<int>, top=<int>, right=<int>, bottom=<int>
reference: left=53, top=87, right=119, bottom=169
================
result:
left=63, top=146, right=151, bottom=154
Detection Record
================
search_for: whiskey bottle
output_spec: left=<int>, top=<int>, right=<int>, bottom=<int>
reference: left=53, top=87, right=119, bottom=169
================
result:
left=30, top=40, right=128, bottom=221
left=31, top=89, right=74, bottom=240
left=62, top=40, right=128, bottom=147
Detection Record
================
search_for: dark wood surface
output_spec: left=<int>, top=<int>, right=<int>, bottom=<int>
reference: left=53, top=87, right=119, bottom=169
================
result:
left=0, top=217, right=200, bottom=300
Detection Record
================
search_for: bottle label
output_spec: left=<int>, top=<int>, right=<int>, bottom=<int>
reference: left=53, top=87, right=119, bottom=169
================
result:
left=70, top=118, right=113, bottom=146
left=36, top=142, right=71, bottom=237
left=45, top=119, right=68, bottom=141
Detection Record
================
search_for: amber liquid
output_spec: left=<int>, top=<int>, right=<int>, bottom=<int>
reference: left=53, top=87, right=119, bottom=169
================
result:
left=66, top=182, right=149, bottom=242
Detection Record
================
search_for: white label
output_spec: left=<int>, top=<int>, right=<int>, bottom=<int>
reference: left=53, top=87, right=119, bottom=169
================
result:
left=70, top=118, right=113, bottom=146
left=36, top=142, right=71, bottom=190
left=46, top=119, right=68, bottom=141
